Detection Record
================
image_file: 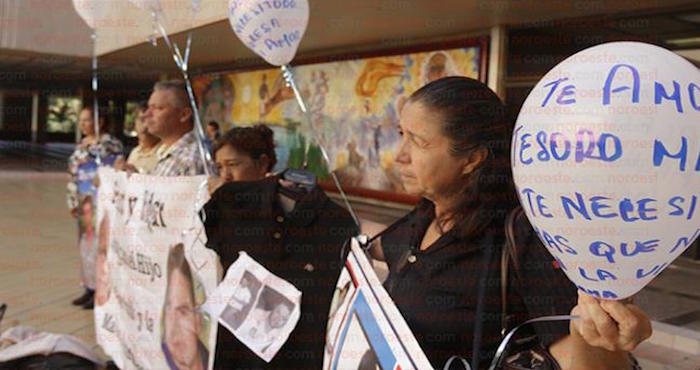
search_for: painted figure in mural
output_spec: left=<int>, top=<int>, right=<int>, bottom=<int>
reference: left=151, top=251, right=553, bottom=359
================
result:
left=258, top=73, right=269, bottom=118
left=204, top=121, right=221, bottom=155
left=201, top=77, right=234, bottom=128
left=260, top=74, right=298, bottom=118
left=420, top=51, right=460, bottom=85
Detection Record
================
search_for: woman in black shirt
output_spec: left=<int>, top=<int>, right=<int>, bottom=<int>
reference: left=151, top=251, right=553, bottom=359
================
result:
left=364, top=77, right=651, bottom=369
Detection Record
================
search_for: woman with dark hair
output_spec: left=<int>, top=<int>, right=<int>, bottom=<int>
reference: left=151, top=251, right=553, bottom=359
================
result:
left=67, top=107, right=123, bottom=309
left=208, top=124, right=277, bottom=194
left=363, top=77, right=651, bottom=369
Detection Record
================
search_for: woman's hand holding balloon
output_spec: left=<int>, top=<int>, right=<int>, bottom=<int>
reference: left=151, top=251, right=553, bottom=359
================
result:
left=570, top=291, right=652, bottom=352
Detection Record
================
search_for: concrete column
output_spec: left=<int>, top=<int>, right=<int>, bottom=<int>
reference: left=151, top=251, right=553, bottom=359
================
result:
left=0, top=91, right=4, bottom=131
left=487, top=25, right=508, bottom=100
left=31, top=91, right=39, bottom=143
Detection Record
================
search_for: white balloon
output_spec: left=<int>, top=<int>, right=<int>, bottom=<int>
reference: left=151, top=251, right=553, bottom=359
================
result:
left=228, top=0, right=309, bottom=66
left=128, top=0, right=162, bottom=13
left=511, top=42, right=700, bottom=299
left=72, top=0, right=108, bottom=30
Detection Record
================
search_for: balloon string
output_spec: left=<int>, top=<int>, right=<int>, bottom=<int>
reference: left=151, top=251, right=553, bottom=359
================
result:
left=152, top=14, right=211, bottom=176
left=91, top=31, right=101, bottom=165
left=281, top=64, right=360, bottom=229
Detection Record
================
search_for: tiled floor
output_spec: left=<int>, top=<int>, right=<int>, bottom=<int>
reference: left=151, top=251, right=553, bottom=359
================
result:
left=1, top=145, right=699, bottom=369
left=0, top=171, right=102, bottom=358
left=0, top=170, right=100, bottom=351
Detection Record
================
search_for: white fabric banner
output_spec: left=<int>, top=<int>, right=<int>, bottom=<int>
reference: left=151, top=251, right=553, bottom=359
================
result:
left=323, top=238, right=432, bottom=370
left=95, top=168, right=220, bottom=370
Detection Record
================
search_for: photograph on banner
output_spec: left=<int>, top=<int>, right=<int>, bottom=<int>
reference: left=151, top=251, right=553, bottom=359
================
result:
left=94, top=168, right=218, bottom=370
left=203, top=252, right=301, bottom=363
left=94, top=168, right=125, bottom=365
left=323, top=238, right=432, bottom=370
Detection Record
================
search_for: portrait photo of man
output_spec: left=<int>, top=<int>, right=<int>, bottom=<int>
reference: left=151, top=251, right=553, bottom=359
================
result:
left=94, top=213, right=111, bottom=307
left=236, top=286, right=294, bottom=356
left=161, top=243, right=209, bottom=370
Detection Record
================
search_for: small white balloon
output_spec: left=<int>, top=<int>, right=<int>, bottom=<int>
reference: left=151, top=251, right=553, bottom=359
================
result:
left=72, top=0, right=108, bottom=30
left=511, top=41, right=700, bottom=299
left=228, top=0, right=309, bottom=66
left=128, top=0, right=162, bottom=13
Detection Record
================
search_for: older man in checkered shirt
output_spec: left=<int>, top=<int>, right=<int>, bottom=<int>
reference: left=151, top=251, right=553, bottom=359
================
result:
left=145, top=80, right=211, bottom=176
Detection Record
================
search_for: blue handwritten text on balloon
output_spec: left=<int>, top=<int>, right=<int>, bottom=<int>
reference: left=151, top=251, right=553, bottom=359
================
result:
left=560, top=193, right=658, bottom=222
left=541, top=77, right=577, bottom=107
left=245, top=18, right=280, bottom=49
left=579, top=267, right=617, bottom=282
left=668, top=195, right=698, bottom=220
left=518, top=129, right=622, bottom=165
left=532, top=225, right=578, bottom=256
left=636, top=262, right=667, bottom=279
left=520, top=187, right=553, bottom=218
left=602, top=63, right=699, bottom=112
left=670, top=228, right=700, bottom=254
left=264, top=30, right=301, bottom=51
left=576, top=285, right=618, bottom=299
left=653, top=136, right=700, bottom=172
left=589, top=239, right=660, bottom=264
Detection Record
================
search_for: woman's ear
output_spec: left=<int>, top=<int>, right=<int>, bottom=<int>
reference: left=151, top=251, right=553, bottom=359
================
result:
left=461, top=147, right=488, bottom=176
left=257, top=154, right=270, bottom=174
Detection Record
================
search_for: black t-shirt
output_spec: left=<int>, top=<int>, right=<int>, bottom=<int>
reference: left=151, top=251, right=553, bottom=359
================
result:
left=203, top=176, right=358, bottom=370
left=381, top=199, right=577, bottom=369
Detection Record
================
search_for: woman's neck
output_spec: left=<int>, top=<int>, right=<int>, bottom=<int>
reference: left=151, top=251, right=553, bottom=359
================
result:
left=432, top=193, right=463, bottom=220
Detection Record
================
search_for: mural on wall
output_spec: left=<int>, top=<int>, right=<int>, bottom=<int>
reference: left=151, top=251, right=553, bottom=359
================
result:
left=193, top=43, right=486, bottom=200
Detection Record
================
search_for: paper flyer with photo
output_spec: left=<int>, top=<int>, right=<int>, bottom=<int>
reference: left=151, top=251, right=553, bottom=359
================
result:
left=323, top=237, right=432, bottom=370
left=203, top=252, right=302, bottom=363
left=95, top=167, right=220, bottom=370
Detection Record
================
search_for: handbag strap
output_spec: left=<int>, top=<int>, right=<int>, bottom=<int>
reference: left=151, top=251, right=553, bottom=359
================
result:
left=501, top=206, right=524, bottom=336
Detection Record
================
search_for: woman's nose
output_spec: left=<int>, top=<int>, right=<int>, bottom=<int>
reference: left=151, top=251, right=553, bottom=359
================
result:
left=394, top=141, right=410, bottom=164
left=221, top=167, right=232, bottom=181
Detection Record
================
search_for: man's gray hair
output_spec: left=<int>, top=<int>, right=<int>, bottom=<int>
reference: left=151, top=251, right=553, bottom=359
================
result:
left=153, top=79, right=189, bottom=108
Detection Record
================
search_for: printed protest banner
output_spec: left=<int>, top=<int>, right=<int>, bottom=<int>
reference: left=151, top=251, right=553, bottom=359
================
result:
left=324, top=238, right=432, bottom=370
left=95, top=168, right=220, bottom=370
left=203, top=252, right=302, bottom=363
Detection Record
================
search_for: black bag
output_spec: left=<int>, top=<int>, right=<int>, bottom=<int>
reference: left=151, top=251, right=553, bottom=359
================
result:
left=496, top=207, right=562, bottom=370
left=0, top=353, right=97, bottom=370
left=442, top=207, right=562, bottom=370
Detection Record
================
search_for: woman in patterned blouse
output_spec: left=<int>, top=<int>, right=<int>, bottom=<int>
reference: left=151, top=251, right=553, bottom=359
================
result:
left=66, top=107, right=123, bottom=309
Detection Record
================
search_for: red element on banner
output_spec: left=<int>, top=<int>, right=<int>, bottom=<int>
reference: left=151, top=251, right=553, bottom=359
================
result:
left=346, top=259, right=359, bottom=287
left=552, top=260, right=561, bottom=270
